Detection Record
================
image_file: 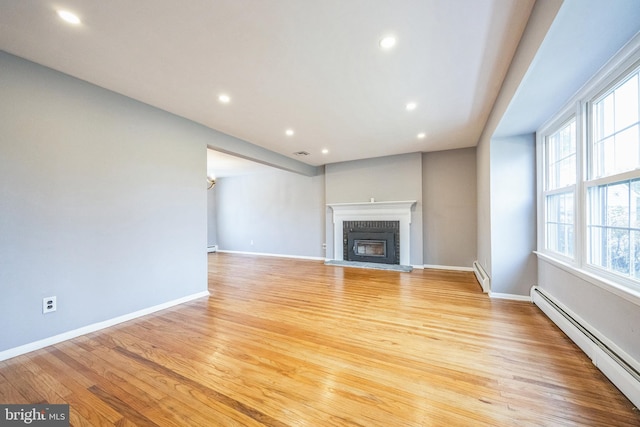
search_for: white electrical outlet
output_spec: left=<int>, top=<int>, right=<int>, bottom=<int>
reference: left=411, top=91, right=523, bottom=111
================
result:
left=43, top=296, right=57, bottom=314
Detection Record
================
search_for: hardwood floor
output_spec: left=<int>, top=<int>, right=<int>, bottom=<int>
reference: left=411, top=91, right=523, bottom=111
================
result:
left=1, top=253, right=638, bottom=426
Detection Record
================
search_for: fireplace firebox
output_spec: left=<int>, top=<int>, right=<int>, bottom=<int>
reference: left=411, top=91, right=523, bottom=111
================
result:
left=353, top=239, right=386, bottom=257
left=343, top=221, right=399, bottom=264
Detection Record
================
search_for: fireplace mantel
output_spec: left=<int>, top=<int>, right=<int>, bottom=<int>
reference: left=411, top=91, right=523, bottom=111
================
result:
left=327, top=200, right=416, bottom=266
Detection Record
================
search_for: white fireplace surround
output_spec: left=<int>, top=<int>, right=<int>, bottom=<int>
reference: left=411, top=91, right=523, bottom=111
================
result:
left=328, top=200, right=417, bottom=266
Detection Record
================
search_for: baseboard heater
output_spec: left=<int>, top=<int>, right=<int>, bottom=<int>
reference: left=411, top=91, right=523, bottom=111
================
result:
left=472, top=260, right=490, bottom=293
left=531, top=286, right=640, bottom=408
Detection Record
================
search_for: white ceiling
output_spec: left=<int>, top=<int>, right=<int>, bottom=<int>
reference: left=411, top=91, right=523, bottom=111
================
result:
left=0, top=0, right=535, bottom=168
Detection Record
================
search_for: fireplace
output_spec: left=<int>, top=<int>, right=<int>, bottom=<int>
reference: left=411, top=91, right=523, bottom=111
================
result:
left=327, top=200, right=416, bottom=266
left=344, top=221, right=399, bottom=264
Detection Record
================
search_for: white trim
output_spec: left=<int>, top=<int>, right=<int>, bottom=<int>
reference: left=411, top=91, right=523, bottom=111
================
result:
left=585, top=168, right=640, bottom=188
left=216, top=250, right=325, bottom=261
left=488, top=292, right=531, bottom=302
left=423, top=264, right=473, bottom=272
left=326, top=200, right=418, bottom=209
left=207, top=245, right=218, bottom=253
left=327, top=201, right=416, bottom=266
left=535, top=251, right=640, bottom=307
left=531, top=286, right=640, bottom=408
left=0, top=290, right=210, bottom=362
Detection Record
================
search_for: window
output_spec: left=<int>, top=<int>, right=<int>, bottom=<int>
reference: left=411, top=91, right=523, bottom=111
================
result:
left=543, top=119, right=576, bottom=258
left=586, top=66, right=640, bottom=282
left=539, top=57, right=640, bottom=292
left=587, top=179, right=640, bottom=279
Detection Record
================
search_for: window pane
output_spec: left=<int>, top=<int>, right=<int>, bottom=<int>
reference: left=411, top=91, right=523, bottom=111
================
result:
left=588, top=225, right=606, bottom=268
left=587, top=178, right=640, bottom=279
left=614, top=125, right=639, bottom=173
left=614, top=74, right=638, bottom=132
left=632, top=180, right=640, bottom=229
left=633, top=230, right=640, bottom=280
left=597, top=93, right=615, bottom=139
left=546, top=119, right=576, bottom=190
left=592, top=70, right=640, bottom=178
left=606, top=182, right=629, bottom=228
left=610, top=228, right=630, bottom=275
left=546, top=191, right=574, bottom=257
left=562, top=224, right=574, bottom=257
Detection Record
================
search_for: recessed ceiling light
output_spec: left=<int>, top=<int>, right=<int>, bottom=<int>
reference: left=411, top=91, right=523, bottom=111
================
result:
left=57, top=10, right=81, bottom=25
left=285, top=129, right=295, bottom=136
left=406, top=102, right=417, bottom=111
left=322, top=148, right=329, bottom=154
left=218, top=94, right=230, bottom=103
left=379, top=36, right=396, bottom=50
left=417, top=132, right=426, bottom=139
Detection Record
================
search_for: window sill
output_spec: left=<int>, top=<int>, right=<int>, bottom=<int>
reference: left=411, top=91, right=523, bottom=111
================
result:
left=534, top=251, right=640, bottom=307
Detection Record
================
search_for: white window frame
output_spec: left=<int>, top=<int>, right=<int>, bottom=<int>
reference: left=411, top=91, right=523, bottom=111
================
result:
left=539, top=115, right=578, bottom=263
left=536, top=34, right=640, bottom=301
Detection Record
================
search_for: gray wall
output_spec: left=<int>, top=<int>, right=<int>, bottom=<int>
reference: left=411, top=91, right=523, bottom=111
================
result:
left=0, top=52, right=208, bottom=352
left=423, top=148, right=477, bottom=268
left=476, top=135, right=492, bottom=277
left=325, top=152, right=423, bottom=265
left=207, top=187, right=218, bottom=247
left=475, top=0, right=561, bottom=289
left=215, top=168, right=325, bottom=258
left=490, top=134, right=537, bottom=295
left=478, top=130, right=538, bottom=299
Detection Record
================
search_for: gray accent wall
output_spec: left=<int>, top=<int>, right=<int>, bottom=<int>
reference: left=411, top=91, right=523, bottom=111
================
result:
left=423, top=148, right=477, bottom=268
left=214, top=168, right=325, bottom=258
left=325, top=153, right=424, bottom=266
left=0, top=52, right=208, bottom=352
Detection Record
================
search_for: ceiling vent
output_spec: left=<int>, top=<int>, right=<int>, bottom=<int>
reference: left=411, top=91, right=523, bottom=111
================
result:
left=293, top=151, right=310, bottom=156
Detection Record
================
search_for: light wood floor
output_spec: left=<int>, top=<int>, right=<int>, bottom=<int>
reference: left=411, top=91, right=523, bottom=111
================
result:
left=1, top=253, right=638, bottom=426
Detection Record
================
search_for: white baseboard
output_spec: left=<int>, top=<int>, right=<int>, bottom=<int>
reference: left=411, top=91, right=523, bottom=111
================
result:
left=217, top=250, right=325, bottom=261
left=423, top=264, right=473, bottom=272
left=488, top=292, right=531, bottom=302
left=207, top=245, right=218, bottom=253
left=531, top=286, right=640, bottom=408
left=0, top=290, right=210, bottom=362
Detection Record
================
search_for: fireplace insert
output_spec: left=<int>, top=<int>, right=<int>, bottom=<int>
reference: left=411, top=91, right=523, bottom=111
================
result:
left=343, top=221, right=399, bottom=264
